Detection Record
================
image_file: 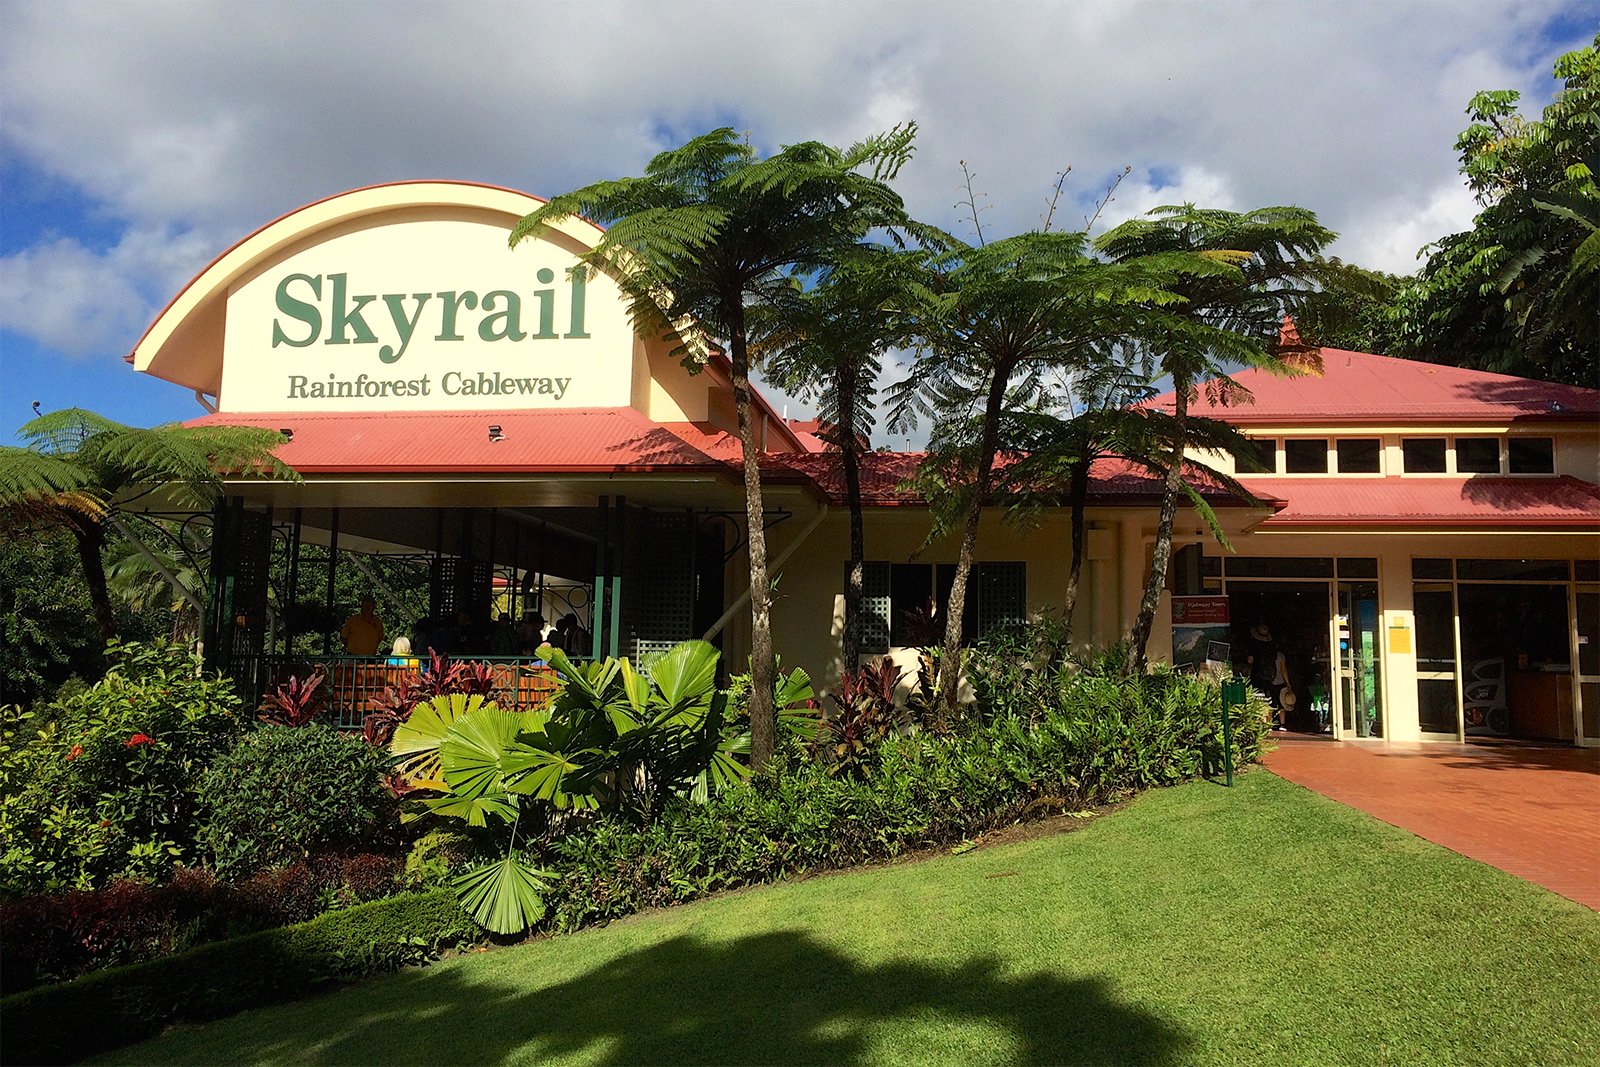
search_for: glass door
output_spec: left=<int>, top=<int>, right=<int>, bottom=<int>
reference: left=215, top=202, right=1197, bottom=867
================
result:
left=1413, top=582, right=1462, bottom=738
left=1578, top=588, right=1599, bottom=746
left=1336, top=582, right=1382, bottom=738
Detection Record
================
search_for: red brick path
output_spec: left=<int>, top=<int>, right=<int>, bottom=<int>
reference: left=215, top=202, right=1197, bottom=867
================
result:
left=1263, top=737, right=1600, bottom=910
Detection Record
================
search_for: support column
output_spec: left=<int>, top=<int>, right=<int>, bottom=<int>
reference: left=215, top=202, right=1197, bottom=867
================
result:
left=1376, top=544, right=1422, bottom=741
left=592, top=497, right=608, bottom=660
left=323, top=508, right=340, bottom=656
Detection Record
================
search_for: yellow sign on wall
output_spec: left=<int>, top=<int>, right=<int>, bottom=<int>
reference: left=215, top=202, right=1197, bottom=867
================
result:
left=1387, top=617, right=1412, bottom=655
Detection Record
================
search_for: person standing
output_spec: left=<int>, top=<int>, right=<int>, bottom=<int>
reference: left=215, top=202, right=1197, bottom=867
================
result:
left=340, top=597, right=385, bottom=656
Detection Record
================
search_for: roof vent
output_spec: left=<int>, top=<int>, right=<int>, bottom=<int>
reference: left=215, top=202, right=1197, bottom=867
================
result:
left=488, top=424, right=504, bottom=442
left=279, top=428, right=294, bottom=441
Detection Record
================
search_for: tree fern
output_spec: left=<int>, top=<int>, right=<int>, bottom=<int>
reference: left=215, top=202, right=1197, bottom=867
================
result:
left=0, top=408, right=297, bottom=642
left=508, top=126, right=920, bottom=767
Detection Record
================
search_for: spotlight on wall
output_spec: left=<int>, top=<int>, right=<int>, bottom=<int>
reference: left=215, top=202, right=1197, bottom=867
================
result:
left=488, top=424, right=504, bottom=442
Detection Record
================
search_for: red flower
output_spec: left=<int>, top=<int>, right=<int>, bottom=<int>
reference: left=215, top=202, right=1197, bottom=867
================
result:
left=125, top=733, right=155, bottom=748
left=66, top=745, right=84, bottom=761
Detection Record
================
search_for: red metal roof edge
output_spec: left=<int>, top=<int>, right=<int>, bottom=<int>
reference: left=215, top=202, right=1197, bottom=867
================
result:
left=1203, top=410, right=1600, bottom=426
left=1260, top=515, right=1600, bottom=529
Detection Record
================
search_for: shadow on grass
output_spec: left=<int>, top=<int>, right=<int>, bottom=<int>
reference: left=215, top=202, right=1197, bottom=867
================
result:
left=183, top=929, right=1191, bottom=1065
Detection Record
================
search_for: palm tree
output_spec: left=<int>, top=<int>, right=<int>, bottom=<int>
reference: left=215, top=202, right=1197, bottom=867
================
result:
left=889, top=231, right=1198, bottom=720
left=1001, top=362, right=1262, bottom=641
left=0, top=408, right=295, bottom=642
left=1094, top=205, right=1334, bottom=675
left=755, top=245, right=923, bottom=670
left=510, top=127, right=918, bottom=768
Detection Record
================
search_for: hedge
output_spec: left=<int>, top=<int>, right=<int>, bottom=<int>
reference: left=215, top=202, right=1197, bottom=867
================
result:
left=0, top=889, right=477, bottom=1065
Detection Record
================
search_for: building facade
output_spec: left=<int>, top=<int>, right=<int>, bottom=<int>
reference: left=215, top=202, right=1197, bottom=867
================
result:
left=129, top=181, right=1600, bottom=747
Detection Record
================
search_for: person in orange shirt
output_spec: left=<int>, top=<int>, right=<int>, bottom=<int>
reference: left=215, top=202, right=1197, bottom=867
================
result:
left=340, top=597, right=385, bottom=656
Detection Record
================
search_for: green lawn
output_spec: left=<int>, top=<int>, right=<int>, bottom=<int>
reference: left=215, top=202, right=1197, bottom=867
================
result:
left=102, top=771, right=1599, bottom=1066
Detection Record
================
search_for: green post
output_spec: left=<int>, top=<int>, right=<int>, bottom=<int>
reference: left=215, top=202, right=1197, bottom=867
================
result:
left=1221, top=677, right=1246, bottom=787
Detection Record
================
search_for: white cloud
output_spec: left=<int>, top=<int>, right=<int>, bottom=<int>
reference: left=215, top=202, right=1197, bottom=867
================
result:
left=0, top=0, right=1587, bottom=361
left=1332, top=179, right=1481, bottom=277
left=0, top=226, right=218, bottom=358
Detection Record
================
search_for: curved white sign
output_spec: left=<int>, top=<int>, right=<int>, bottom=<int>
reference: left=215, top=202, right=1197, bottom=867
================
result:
left=219, top=217, right=635, bottom=412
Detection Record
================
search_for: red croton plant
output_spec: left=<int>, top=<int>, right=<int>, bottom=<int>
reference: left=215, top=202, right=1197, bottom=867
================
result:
left=257, top=671, right=326, bottom=728
left=361, top=651, right=500, bottom=752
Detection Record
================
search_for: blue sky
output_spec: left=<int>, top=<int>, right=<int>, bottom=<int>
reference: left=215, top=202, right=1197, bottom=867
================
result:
left=0, top=2, right=1591, bottom=447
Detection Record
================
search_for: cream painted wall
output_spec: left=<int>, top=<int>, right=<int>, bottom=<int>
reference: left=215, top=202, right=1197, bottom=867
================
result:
left=765, top=509, right=1082, bottom=691
left=744, top=494, right=1595, bottom=746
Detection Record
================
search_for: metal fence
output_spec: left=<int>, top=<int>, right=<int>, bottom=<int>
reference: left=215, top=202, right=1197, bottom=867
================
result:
left=242, top=654, right=568, bottom=729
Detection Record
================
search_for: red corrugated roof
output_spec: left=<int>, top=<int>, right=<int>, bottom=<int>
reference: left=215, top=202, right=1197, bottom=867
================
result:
left=774, top=452, right=1277, bottom=509
left=189, top=408, right=732, bottom=474
left=1245, top=475, right=1600, bottom=528
left=656, top=422, right=814, bottom=484
left=1149, top=348, right=1599, bottom=425
left=190, top=408, right=1596, bottom=530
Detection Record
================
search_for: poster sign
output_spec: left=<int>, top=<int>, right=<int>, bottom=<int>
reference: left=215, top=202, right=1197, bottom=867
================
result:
left=1172, top=596, right=1231, bottom=672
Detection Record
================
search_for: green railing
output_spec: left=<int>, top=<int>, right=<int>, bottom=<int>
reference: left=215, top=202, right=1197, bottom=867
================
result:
left=241, top=653, right=575, bottom=728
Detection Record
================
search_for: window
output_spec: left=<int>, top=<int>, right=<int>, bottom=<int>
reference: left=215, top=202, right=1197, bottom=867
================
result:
left=1335, top=438, right=1381, bottom=474
left=1402, top=438, right=1447, bottom=473
left=1508, top=437, right=1555, bottom=474
left=1411, top=558, right=1453, bottom=580
left=859, top=561, right=1025, bottom=651
left=1337, top=557, right=1379, bottom=579
left=1455, top=437, right=1500, bottom=474
left=1284, top=439, right=1328, bottom=473
left=1231, top=438, right=1275, bottom=474
left=1224, top=556, right=1334, bottom=579
left=1456, top=558, right=1569, bottom=582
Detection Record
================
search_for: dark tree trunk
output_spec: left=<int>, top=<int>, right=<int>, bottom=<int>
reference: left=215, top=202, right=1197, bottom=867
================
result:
left=1062, top=459, right=1090, bottom=641
left=838, top=360, right=865, bottom=671
left=73, top=519, right=117, bottom=643
left=937, top=363, right=1010, bottom=722
left=728, top=310, right=777, bottom=769
left=1125, top=383, right=1187, bottom=675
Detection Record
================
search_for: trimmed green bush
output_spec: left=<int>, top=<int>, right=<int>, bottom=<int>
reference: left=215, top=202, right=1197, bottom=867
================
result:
left=0, top=853, right=405, bottom=994
left=198, top=723, right=391, bottom=876
left=0, top=889, right=477, bottom=1065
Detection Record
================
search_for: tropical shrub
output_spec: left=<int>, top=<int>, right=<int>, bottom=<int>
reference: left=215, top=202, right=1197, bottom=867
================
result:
left=815, top=658, right=908, bottom=777
left=364, top=651, right=501, bottom=747
left=542, top=667, right=1267, bottom=931
left=197, top=724, right=392, bottom=877
left=400, top=641, right=813, bottom=935
left=0, top=640, right=245, bottom=895
left=256, top=671, right=326, bottom=727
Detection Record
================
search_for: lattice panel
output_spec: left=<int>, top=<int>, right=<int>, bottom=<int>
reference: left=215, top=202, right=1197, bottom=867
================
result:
left=633, top=510, right=696, bottom=645
left=976, top=562, right=1027, bottom=637
left=860, top=561, right=891, bottom=652
left=430, top=556, right=493, bottom=623
left=233, top=510, right=272, bottom=621
left=629, top=639, right=682, bottom=678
